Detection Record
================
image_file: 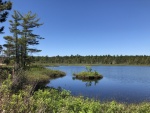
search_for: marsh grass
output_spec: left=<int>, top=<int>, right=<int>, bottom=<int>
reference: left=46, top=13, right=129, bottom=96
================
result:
left=26, top=66, right=66, bottom=83
left=73, top=66, right=103, bottom=80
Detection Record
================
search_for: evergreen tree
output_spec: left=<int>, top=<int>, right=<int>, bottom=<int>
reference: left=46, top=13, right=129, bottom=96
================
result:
left=18, top=11, right=43, bottom=68
left=6, top=11, right=44, bottom=69
left=0, top=0, right=12, bottom=55
left=0, top=45, right=2, bottom=54
left=0, top=0, right=12, bottom=33
left=3, top=36, right=15, bottom=57
left=9, top=10, right=21, bottom=69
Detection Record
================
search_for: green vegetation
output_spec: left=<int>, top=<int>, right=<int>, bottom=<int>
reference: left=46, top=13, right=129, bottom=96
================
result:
left=1, top=1, right=150, bottom=112
left=0, top=0, right=12, bottom=53
left=26, top=67, right=66, bottom=83
left=3, top=10, right=44, bottom=70
left=0, top=0, right=12, bottom=33
left=0, top=66, right=66, bottom=92
left=1, top=77, right=150, bottom=113
left=32, top=55, right=150, bottom=66
left=0, top=66, right=13, bottom=79
left=73, top=66, right=103, bottom=80
left=3, top=55, right=150, bottom=67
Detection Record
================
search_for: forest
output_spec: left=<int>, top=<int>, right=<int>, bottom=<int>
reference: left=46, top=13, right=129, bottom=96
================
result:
left=34, top=55, right=150, bottom=65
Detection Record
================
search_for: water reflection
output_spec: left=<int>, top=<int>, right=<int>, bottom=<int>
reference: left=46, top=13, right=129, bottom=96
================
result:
left=47, top=66, right=150, bottom=103
left=72, top=76, right=102, bottom=87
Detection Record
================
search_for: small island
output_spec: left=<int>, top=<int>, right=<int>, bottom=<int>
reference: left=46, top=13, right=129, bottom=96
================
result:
left=73, top=66, right=103, bottom=80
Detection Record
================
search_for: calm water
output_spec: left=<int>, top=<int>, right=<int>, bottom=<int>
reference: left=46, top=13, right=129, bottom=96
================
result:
left=46, top=66, right=150, bottom=103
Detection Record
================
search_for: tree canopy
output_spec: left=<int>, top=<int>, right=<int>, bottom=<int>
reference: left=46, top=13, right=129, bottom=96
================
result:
left=3, top=10, right=44, bottom=70
left=33, top=55, right=150, bottom=65
left=0, top=0, right=12, bottom=33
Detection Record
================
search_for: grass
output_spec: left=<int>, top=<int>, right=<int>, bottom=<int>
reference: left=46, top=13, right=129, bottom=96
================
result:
left=0, top=65, right=66, bottom=88
left=26, top=66, right=66, bottom=83
left=73, top=66, right=103, bottom=80
left=73, top=71, right=103, bottom=79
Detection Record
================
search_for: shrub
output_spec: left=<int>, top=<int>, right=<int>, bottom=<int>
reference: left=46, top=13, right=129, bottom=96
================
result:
left=73, top=67, right=103, bottom=79
left=1, top=77, right=150, bottom=113
left=0, top=67, right=13, bottom=79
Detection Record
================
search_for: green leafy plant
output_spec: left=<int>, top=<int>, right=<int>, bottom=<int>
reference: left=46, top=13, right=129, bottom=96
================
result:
left=1, top=77, right=150, bottom=112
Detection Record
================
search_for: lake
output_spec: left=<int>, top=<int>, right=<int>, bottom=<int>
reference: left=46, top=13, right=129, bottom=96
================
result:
left=46, top=66, right=150, bottom=103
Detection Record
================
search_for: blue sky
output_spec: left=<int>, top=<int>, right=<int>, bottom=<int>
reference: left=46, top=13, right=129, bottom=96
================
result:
left=1, top=0, right=150, bottom=56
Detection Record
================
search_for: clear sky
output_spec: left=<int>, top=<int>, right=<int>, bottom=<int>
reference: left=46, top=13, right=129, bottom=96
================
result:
left=1, top=0, right=150, bottom=56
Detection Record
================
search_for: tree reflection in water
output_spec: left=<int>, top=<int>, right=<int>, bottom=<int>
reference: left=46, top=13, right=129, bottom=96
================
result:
left=72, top=77, right=102, bottom=87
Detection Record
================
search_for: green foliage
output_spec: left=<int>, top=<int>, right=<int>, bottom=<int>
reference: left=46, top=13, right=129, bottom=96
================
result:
left=26, top=69, right=49, bottom=83
left=0, top=67, right=12, bottom=79
left=0, top=78, right=34, bottom=113
left=1, top=77, right=150, bottom=113
left=26, top=67, right=66, bottom=85
left=0, top=70, right=9, bottom=79
left=0, top=74, right=12, bottom=94
left=33, top=55, right=150, bottom=65
left=3, top=10, right=43, bottom=71
left=43, top=69, right=66, bottom=78
left=3, top=58, right=10, bottom=65
left=0, top=0, right=12, bottom=33
left=73, top=67, right=102, bottom=79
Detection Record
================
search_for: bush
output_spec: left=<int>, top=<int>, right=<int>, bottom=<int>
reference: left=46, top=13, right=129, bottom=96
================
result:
left=73, top=67, right=103, bottom=80
left=1, top=77, right=150, bottom=113
left=0, top=67, right=13, bottom=79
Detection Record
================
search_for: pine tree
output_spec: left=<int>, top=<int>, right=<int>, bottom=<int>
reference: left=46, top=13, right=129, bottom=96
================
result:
left=0, top=45, right=2, bottom=54
left=3, top=10, right=44, bottom=69
left=9, top=10, right=22, bottom=70
left=6, top=11, right=44, bottom=69
left=0, top=0, right=12, bottom=55
left=18, top=11, right=43, bottom=68
left=3, top=36, right=15, bottom=57
left=0, top=0, right=12, bottom=33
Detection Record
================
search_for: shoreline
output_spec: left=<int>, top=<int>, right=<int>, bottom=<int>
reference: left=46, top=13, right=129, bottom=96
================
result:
left=34, top=63, right=150, bottom=67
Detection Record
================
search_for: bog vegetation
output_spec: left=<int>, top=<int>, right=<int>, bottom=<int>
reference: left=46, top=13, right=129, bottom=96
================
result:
left=0, top=0, right=150, bottom=113
left=1, top=77, right=150, bottom=113
left=73, top=66, right=103, bottom=80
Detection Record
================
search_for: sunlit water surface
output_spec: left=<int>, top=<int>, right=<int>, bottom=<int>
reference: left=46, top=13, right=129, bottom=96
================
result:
left=46, top=66, right=150, bottom=103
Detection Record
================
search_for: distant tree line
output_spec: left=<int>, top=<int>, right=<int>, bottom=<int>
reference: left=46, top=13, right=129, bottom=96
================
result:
left=33, top=55, right=150, bottom=65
